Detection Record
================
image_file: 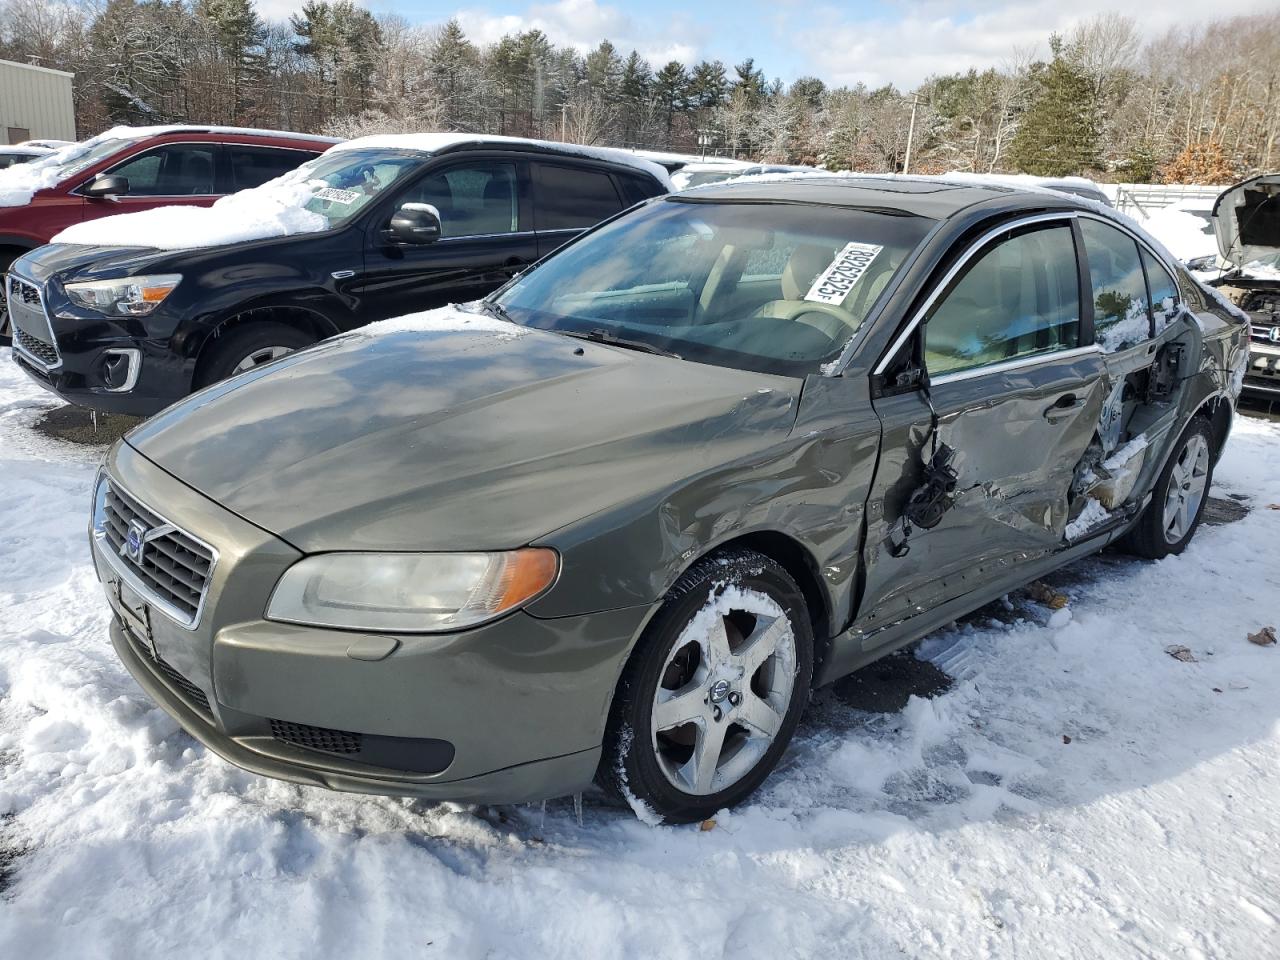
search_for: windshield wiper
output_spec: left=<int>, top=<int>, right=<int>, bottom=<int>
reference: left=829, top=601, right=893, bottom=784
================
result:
left=475, top=299, right=515, bottom=324
left=563, top=328, right=682, bottom=360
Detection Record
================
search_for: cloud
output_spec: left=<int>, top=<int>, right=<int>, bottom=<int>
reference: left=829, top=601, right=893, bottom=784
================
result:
left=454, top=0, right=703, bottom=66
left=790, top=0, right=1274, bottom=88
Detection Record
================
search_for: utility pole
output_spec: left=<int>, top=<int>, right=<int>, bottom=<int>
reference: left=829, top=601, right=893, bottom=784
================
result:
left=903, top=93, right=919, bottom=175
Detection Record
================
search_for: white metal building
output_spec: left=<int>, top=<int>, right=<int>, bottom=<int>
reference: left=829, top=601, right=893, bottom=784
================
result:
left=0, top=59, right=75, bottom=145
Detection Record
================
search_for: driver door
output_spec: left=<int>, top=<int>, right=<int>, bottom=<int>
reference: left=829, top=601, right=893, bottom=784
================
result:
left=83, top=143, right=221, bottom=216
left=857, top=218, right=1107, bottom=634
left=356, top=158, right=538, bottom=323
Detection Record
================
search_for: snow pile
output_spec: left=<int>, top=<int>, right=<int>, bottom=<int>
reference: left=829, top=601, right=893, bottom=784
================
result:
left=0, top=127, right=138, bottom=206
left=51, top=173, right=328, bottom=250
left=1064, top=496, right=1110, bottom=539
left=360, top=304, right=527, bottom=338
left=1139, top=206, right=1218, bottom=263
left=1242, top=258, right=1280, bottom=280
left=1097, top=298, right=1154, bottom=353
left=1, top=352, right=1279, bottom=957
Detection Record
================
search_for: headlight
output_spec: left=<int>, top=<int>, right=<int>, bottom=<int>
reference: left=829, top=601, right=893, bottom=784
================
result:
left=265, top=549, right=559, bottom=633
left=65, top=274, right=181, bottom=316
left=1186, top=255, right=1217, bottom=272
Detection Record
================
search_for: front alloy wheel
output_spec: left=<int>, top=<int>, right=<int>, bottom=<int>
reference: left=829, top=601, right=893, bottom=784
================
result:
left=231, top=345, right=296, bottom=374
left=601, top=550, right=813, bottom=823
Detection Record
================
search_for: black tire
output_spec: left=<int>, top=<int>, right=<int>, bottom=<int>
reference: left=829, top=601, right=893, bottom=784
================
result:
left=195, top=322, right=314, bottom=389
left=1119, top=416, right=1215, bottom=560
left=599, top=549, right=814, bottom=824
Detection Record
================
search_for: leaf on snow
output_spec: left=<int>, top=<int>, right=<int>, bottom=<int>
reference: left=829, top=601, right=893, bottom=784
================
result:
left=1165, top=644, right=1197, bottom=662
left=1247, top=626, right=1277, bottom=647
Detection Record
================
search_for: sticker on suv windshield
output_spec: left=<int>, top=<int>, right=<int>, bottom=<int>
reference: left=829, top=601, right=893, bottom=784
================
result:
left=312, top=187, right=361, bottom=205
left=804, top=243, right=884, bottom=306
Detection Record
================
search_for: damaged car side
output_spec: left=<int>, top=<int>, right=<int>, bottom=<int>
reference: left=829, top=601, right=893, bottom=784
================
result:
left=91, top=177, right=1246, bottom=824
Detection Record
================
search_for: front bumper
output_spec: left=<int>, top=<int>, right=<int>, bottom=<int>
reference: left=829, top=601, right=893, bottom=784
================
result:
left=1244, top=340, right=1280, bottom=396
left=8, top=272, right=191, bottom=416
left=96, top=441, right=650, bottom=803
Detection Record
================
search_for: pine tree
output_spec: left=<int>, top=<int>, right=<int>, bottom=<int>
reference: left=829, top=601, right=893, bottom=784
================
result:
left=198, top=0, right=265, bottom=122
left=618, top=51, right=652, bottom=145
left=653, top=60, right=688, bottom=145
left=1008, top=39, right=1100, bottom=176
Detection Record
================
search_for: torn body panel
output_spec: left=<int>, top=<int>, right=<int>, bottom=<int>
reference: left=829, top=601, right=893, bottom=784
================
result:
left=855, top=348, right=1106, bottom=638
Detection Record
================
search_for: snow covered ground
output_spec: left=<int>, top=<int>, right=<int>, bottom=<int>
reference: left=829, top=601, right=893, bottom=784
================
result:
left=1, top=349, right=1278, bottom=959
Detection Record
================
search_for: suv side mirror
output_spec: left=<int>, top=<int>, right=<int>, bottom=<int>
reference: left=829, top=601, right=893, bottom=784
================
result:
left=83, top=175, right=130, bottom=199
left=389, top=203, right=442, bottom=244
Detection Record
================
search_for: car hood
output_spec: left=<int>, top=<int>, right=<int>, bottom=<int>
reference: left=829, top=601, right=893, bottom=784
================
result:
left=1213, top=173, right=1280, bottom=270
left=13, top=241, right=172, bottom=285
left=124, top=312, right=801, bottom=552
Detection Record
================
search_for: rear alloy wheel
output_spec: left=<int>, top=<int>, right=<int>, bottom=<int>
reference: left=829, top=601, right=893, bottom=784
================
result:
left=196, top=322, right=315, bottom=389
left=1120, top=416, right=1215, bottom=559
left=600, top=550, right=813, bottom=824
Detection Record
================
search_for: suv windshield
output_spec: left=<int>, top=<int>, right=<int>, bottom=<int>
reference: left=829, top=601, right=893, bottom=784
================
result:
left=496, top=197, right=933, bottom=376
left=293, top=149, right=422, bottom=226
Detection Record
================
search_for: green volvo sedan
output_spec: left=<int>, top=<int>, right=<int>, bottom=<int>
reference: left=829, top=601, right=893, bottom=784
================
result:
left=90, top=176, right=1248, bottom=823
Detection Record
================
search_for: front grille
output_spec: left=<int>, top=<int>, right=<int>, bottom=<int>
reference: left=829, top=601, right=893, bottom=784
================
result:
left=7, top=275, right=59, bottom=366
left=13, top=326, right=59, bottom=365
left=149, top=649, right=211, bottom=713
left=119, top=616, right=213, bottom=713
left=102, top=481, right=214, bottom=625
left=270, top=719, right=363, bottom=755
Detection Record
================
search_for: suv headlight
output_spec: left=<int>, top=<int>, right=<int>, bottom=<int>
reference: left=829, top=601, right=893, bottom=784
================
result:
left=65, top=274, right=182, bottom=316
left=265, top=549, right=559, bottom=633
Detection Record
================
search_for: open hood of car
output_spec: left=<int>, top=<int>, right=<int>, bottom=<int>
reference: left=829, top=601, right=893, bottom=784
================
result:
left=123, top=311, right=801, bottom=553
left=1213, top=173, right=1280, bottom=270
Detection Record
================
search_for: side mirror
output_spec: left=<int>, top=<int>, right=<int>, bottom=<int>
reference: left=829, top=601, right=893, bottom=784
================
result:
left=82, top=174, right=130, bottom=199
left=389, top=203, right=442, bottom=244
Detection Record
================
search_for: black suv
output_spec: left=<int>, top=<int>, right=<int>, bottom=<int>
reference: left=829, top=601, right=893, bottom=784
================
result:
left=9, top=136, right=669, bottom=415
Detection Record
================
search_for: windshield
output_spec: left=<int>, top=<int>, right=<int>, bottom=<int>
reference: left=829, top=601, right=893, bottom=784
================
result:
left=44, top=137, right=146, bottom=182
left=495, top=197, right=934, bottom=376
left=293, top=149, right=422, bottom=226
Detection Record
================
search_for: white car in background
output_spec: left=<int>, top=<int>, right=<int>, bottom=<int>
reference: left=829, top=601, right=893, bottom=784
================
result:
left=0, top=144, right=53, bottom=170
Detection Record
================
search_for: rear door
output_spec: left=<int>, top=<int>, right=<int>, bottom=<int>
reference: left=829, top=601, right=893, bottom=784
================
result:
left=530, top=161, right=628, bottom=258
left=858, top=217, right=1107, bottom=633
left=356, top=157, right=538, bottom=322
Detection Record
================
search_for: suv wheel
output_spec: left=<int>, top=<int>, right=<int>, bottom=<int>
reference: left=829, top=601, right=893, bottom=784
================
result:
left=1120, top=417, right=1215, bottom=559
left=599, top=550, right=813, bottom=824
left=196, top=322, right=314, bottom=388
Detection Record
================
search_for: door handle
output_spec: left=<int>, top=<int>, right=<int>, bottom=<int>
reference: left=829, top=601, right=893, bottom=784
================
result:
left=1044, top=393, right=1085, bottom=421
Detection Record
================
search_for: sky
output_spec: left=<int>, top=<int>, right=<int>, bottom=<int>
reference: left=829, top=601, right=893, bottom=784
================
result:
left=259, top=0, right=1277, bottom=90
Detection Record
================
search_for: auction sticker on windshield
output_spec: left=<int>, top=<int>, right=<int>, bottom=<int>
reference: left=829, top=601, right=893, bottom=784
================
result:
left=312, top=187, right=361, bottom=205
left=804, top=242, right=883, bottom=306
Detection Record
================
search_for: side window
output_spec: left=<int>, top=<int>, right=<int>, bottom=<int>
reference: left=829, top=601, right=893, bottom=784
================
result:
left=397, top=162, right=520, bottom=238
left=924, top=224, right=1081, bottom=376
left=1079, top=218, right=1151, bottom=351
left=533, top=163, right=623, bottom=230
left=106, top=145, right=218, bottom=196
left=230, top=147, right=313, bottom=189
left=1141, top=247, right=1181, bottom=331
left=617, top=172, right=662, bottom=206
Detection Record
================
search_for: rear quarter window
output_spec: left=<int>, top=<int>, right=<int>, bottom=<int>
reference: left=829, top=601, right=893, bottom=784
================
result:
left=533, top=163, right=624, bottom=230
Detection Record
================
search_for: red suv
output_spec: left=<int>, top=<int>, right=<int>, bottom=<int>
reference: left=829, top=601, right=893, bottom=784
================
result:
left=0, top=125, right=339, bottom=335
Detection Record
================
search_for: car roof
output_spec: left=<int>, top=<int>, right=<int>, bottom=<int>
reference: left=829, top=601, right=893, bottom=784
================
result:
left=677, top=174, right=1071, bottom=220
left=111, top=124, right=341, bottom=145
left=327, top=133, right=672, bottom=187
